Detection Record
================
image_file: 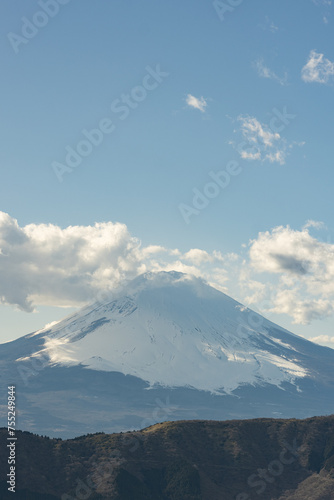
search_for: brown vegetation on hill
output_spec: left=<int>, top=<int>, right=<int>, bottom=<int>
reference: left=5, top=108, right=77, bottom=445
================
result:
left=1, top=415, right=334, bottom=499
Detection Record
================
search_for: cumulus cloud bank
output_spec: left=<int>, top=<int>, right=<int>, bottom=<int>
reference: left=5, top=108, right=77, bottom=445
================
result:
left=248, top=224, right=334, bottom=323
left=310, top=335, right=334, bottom=345
left=0, top=212, right=144, bottom=311
left=0, top=212, right=229, bottom=311
left=1, top=212, right=334, bottom=328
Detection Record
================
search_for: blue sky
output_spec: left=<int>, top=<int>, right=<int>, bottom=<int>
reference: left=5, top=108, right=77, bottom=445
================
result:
left=1, top=0, right=334, bottom=345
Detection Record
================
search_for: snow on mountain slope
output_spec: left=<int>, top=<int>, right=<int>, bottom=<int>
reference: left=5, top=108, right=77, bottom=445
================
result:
left=17, top=271, right=321, bottom=394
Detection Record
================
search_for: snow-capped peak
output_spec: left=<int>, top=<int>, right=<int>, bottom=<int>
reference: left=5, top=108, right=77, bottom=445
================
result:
left=19, top=271, right=324, bottom=394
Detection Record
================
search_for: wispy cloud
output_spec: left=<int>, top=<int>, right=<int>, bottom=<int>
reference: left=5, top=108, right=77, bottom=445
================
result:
left=186, top=94, right=208, bottom=112
left=312, top=0, right=332, bottom=6
left=303, top=220, right=327, bottom=230
left=301, top=50, right=334, bottom=83
left=233, top=115, right=288, bottom=164
left=254, top=59, right=288, bottom=86
left=259, top=16, right=279, bottom=33
left=312, top=0, right=332, bottom=23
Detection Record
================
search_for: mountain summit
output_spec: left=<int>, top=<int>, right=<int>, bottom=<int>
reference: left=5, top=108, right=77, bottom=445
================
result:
left=26, top=271, right=321, bottom=393
left=1, top=271, right=333, bottom=437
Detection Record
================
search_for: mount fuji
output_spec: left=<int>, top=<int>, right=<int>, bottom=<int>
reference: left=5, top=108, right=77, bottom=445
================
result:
left=1, top=271, right=333, bottom=438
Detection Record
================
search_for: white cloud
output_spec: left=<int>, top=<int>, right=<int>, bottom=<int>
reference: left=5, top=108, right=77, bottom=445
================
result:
left=312, top=0, right=332, bottom=5
left=183, top=249, right=213, bottom=265
left=240, top=150, right=261, bottom=161
left=301, top=50, right=334, bottom=83
left=183, top=249, right=225, bottom=265
left=239, top=116, right=280, bottom=147
left=0, top=212, right=145, bottom=311
left=247, top=223, right=334, bottom=323
left=269, top=290, right=333, bottom=324
left=311, top=0, right=332, bottom=23
left=1, top=212, right=334, bottom=329
left=0, top=212, right=227, bottom=312
left=266, top=150, right=286, bottom=164
left=310, top=334, right=334, bottom=345
left=186, top=94, right=208, bottom=112
left=235, top=116, right=287, bottom=164
left=303, top=220, right=326, bottom=230
left=254, top=59, right=288, bottom=86
left=141, top=245, right=166, bottom=257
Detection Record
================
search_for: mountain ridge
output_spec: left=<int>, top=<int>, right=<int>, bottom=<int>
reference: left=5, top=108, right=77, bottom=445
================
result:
left=1, top=415, right=334, bottom=499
